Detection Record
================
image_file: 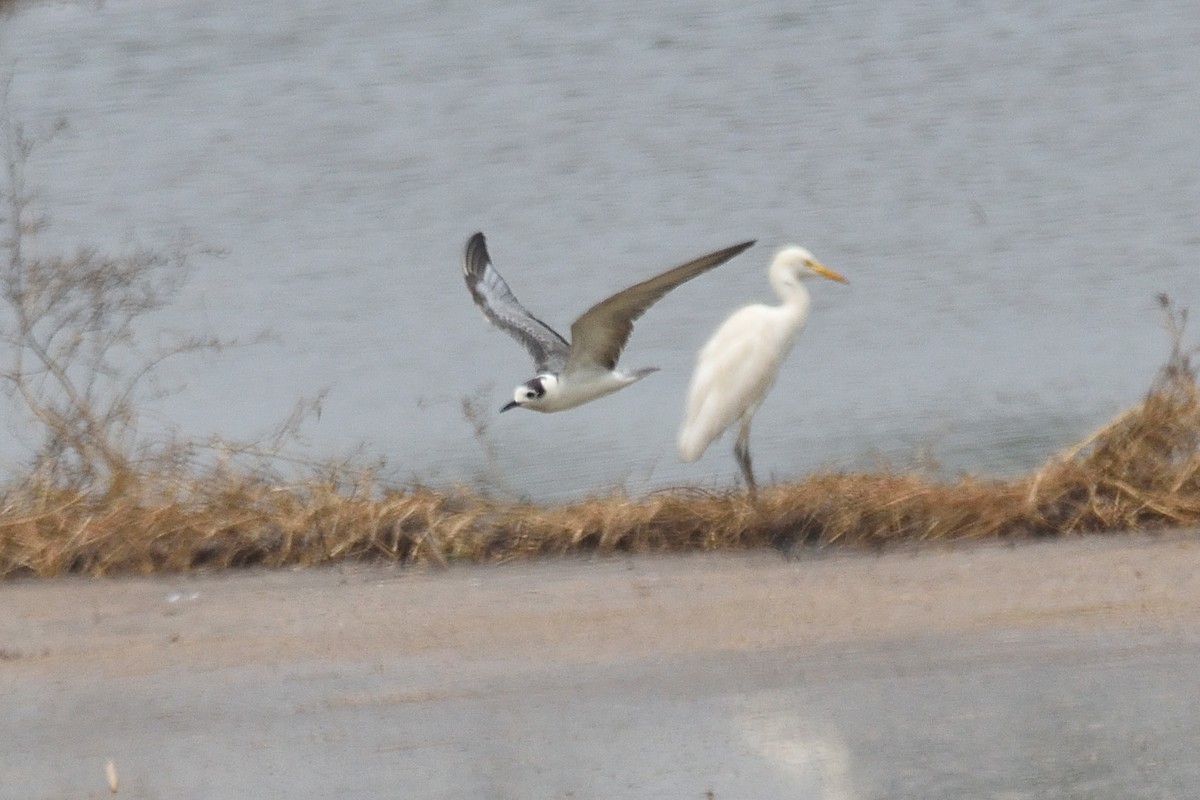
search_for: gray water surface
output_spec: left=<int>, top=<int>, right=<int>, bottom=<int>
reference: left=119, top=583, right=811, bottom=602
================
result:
left=4, top=1, right=1200, bottom=498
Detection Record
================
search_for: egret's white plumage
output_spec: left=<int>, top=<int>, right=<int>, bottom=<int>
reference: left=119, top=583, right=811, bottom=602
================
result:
left=463, top=232, right=755, bottom=413
left=678, top=245, right=847, bottom=492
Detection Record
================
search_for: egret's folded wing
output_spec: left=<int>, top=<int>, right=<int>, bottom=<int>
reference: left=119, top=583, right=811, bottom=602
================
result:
left=463, top=232, right=570, bottom=373
left=678, top=308, right=790, bottom=460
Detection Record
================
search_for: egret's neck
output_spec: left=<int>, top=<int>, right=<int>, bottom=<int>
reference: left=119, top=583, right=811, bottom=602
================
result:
left=769, top=269, right=812, bottom=317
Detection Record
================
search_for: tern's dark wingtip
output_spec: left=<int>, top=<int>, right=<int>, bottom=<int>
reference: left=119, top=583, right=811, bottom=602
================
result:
left=717, top=239, right=756, bottom=260
left=720, top=239, right=756, bottom=262
left=463, top=232, right=490, bottom=278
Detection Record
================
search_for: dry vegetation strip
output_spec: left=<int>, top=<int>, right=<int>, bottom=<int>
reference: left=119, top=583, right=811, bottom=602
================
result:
left=2, top=303, right=1197, bottom=577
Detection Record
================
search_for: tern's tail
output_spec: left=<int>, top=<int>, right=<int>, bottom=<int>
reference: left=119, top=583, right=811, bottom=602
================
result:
left=629, top=367, right=660, bottom=382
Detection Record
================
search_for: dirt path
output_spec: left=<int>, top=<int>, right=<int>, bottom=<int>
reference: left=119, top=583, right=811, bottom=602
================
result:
left=3, top=532, right=1199, bottom=798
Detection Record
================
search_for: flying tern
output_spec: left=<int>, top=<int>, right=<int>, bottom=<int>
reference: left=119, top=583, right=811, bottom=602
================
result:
left=463, top=232, right=756, bottom=413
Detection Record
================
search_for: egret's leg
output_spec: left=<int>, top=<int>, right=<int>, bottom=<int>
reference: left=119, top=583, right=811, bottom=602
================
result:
left=734, top=416, right=756, bottom=496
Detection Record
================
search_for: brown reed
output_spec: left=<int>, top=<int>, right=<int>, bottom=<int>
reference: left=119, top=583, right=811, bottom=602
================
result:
left=1, top=300, right=1197, bottom=578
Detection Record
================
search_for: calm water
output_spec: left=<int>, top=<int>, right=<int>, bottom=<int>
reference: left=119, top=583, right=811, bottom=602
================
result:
left=3, top=0, right=1199, bottom=498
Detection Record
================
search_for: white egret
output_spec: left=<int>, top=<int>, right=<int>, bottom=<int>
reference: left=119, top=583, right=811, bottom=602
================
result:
left=463, top=232, right=755, bottom=413
left=678, top=245, right=847, bottom=492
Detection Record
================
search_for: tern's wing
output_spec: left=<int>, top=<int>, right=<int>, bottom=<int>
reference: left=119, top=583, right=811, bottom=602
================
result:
left=565, top=239, right=755, bottom=374
left=463, top=232, right=570, bottom=373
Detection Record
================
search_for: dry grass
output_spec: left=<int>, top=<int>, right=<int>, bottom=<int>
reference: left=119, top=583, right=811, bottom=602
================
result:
left=1, top=301, right=1198, bottom=577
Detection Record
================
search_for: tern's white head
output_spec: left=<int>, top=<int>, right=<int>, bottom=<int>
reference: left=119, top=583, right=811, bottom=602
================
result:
left=500, top=373, right=560, bottom=413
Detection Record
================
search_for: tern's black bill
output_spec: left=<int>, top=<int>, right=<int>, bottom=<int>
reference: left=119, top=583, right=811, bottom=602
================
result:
left=500, top=400, right=519, bottom=413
